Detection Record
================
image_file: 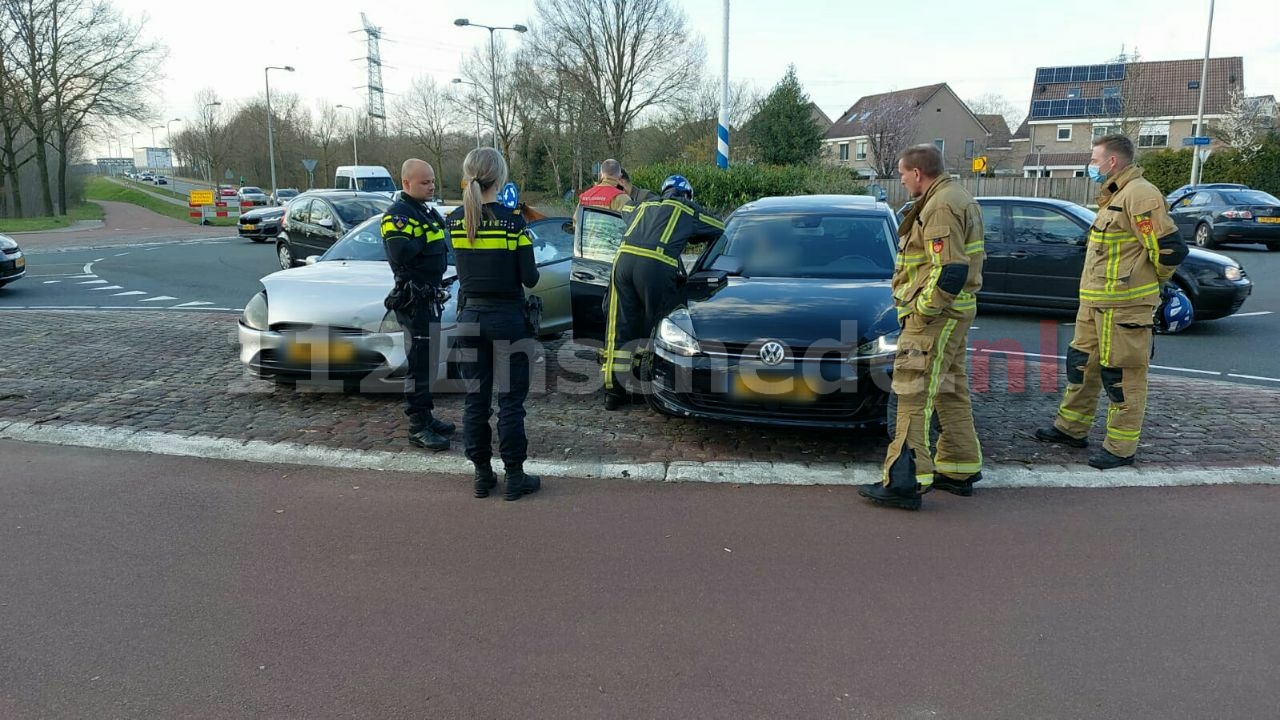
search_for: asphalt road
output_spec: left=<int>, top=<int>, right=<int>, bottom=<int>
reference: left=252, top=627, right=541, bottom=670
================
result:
left=2, top=439, right=1278, bottom=720
left=5, top=235, right=1279, bottom=384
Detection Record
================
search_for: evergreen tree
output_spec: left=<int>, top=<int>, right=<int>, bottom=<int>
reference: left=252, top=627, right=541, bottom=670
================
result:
left=747, top=65, right=824, bottom=165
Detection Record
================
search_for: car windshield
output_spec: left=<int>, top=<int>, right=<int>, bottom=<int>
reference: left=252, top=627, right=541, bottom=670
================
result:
left=241, top=187, right=263, bottom=194
left=323, top=215, right=573, bottom=266
left=1221, top=190, right=1279, bottom=205
left=332, top=197, right=392, bottom=226
left=356, top=177, right=395, bottom=193
left=702, top=212, right=898, bottom=279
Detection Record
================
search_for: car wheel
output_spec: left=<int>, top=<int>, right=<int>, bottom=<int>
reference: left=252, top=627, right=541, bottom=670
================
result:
left=277, top=242, right=294, bottom=269
left=1194, top=223, right=1215, bottom=249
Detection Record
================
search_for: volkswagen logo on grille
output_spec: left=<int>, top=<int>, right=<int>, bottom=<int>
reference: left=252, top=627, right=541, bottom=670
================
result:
left=758, top=341, right=786, bottom=366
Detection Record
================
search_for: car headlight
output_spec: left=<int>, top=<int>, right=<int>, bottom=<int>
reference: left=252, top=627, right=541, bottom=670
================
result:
left=0, top=236, right=17, bottom=251
left=656, top=308, right=700, bottom=356
left=378, top=309, right=403, bottom=334
left=1224, top=265, right=1242, bottom=281
left=855, top=332, right=899, bottom=358
left=242, top=291, right=268, bottom=330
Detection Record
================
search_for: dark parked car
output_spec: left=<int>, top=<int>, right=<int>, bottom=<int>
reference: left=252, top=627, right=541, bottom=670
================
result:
left=272, top=188, right=300, bottom=205
left=275, top=191, right=392, bottom=269
left=1168, top=188, right=1280, bottom=250
left=238, top=205, right=287, bottom=242
left=976, top=197, right=1252, bottom=326
left=0, top=233, right=27, bottom=288
left=1165, top=182, right=1248, bottom=207
left=571, top=196, right=901, bottom=430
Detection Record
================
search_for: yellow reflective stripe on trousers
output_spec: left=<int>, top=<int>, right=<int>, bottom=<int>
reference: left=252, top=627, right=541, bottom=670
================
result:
left=1099, top=309, right=1114, bottom=366
left=922, top=318, right=958, bottom=448
left=602, top=271, right=623, bottom=390
left=617, top=244, right=678, bottom=267
left=1057, top=406, right=1093, bottom=424
left=934, top=460, right=983, bottom=475
left=953, top=291, right=977, bottom=311
left=1079, top=282, right=1160, bottom=302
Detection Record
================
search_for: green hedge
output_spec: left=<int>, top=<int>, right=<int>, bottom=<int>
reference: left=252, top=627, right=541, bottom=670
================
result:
left=1139, top=134, right=1280, bottom=197
left=626, top=162, right=867, bottom=214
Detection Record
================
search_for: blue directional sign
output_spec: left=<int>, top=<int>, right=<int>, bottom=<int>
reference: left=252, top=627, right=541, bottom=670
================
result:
left=1182, top=136, right=1212, bottom=146
left=498, top=182, right=519, bottom=209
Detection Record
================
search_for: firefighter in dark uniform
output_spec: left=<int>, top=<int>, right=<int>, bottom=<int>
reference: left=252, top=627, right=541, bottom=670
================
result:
left=382, top=158, right=454, bottom=451
left=859, top=145, right=985, bottom=511
left=1035, top=134, right=1188, bottom=468
left=577, top=158, right=630, bottom=211
left=602, top=174, right=725, bottom=410
left=620, top=167, right=657, bottom=205
left=445, top=147, right=543, bottom=501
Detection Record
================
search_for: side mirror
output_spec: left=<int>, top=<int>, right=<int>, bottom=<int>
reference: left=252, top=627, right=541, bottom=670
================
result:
left=561, top=221, right=574, bottom=235
left=317, top=218, right=335, bottom=229
left=305, top=255, right=320, bottom=265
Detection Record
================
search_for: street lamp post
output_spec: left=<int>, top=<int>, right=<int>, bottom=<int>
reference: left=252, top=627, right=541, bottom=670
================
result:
left=166, top=118, right=182, bottom=171
left=1189, top=0, right=1216, bottom=187
left=203, top=101, right=221, bottom=187
left=1033, top=143, right=1046, bottom=197
left=451, top=78, right=483, bottom=148
left=264, top=65, right=295, bottom=197
left=454, top=19, right=527, bottom=151
left=335, top=104, right=360, bottom=165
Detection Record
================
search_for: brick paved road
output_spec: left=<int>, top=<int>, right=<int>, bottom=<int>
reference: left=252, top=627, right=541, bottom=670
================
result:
left=1, top=310, right=1276, bottom=472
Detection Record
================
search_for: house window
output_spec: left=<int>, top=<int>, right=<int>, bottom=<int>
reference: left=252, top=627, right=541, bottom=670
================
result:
left=1067, top=86, right=1082, bottom=99
left=964, top=138, right=975, bottom=160
left=1074, top=170, right=1086, bottom=177
left=1057, top=125, right=1072, bottom=141
left=933, top=138, right=945, bottom=156
left=855, top=140, right=867, bottom=160
left=1092, top=124, right=1120, bottom=139
left=1101, top=86, right=1121, bottom=99
left=1138, top=121, right=1170, bottom=148
left=838, top=142, right=849, bottom=161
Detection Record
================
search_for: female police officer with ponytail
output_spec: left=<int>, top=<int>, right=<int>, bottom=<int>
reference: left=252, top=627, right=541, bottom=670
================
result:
left=444, top=147, right=542, bottom=501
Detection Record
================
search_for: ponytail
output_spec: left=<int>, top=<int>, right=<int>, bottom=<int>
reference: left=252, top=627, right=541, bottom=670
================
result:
left=460, top=147, right=509, bottom=242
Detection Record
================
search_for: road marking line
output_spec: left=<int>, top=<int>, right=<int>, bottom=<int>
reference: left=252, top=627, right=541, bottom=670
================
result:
left=972, top=348, right=1235, bottom=380
left=78, top=280, right=108, bottom=285
left=93, top=258, right=104, bottom=262
left=113, top=252, right=130, bottom=257
left=139, top=296, right=177, bottom=302
left=173, top=301, right=213, bottom=307
left=82, top=262, right=94, bottom=273
left=68, top=273, right=97, bottom=279
left=111, top=291, right=147, bottom=296
left=1232, top=311, right=1273, bottom=318
left=969, top=347, right=1066, bottom=360
left=42, top=281, right=61, bottom=284
left=89, top=285, right=124, bottom=291
left=1227, top=373, right=1280, bottom=383
left=1149, top=365, right=1221, bottom=376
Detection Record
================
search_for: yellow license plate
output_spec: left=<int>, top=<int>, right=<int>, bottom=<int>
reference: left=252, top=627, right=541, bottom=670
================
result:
left=731, top=373, right=817, bottom=403
left=15, top=256, right=24, bottom=268
left=242, top=224, right=257, bottom=230
left=284, top=340, right=356, bottom=364
left=1258, top=217, right=1280, bottom=224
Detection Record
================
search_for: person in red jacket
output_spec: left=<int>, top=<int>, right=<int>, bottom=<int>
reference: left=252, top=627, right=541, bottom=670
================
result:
left=577, top=159, right=629, bottom=211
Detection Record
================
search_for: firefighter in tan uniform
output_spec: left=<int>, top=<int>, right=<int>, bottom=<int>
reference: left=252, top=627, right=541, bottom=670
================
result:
left=859, top=145, right=985, bottom=511
left=1035, top=135, right=1188, bottom=469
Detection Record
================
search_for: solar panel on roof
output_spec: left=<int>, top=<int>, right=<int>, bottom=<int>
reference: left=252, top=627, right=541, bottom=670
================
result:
left=1107, top=64, right=1125, bottom=80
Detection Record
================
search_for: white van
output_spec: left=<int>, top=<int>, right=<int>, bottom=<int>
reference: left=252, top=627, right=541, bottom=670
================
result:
left=334, top=165, right=396, bottom=196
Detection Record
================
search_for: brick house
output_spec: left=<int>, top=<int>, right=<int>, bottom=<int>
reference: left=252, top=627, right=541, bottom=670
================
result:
left=1010, top=56, right=1246, bottom=178
left=822, top=83, right=1003, bottom=178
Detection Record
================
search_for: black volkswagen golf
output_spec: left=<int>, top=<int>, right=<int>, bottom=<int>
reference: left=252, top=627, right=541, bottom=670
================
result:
left=642, top=195, right=901, bottom=430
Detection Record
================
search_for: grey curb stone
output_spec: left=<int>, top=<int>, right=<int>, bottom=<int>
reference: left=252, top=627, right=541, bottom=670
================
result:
left=3, top=420, right=1277, bottom=488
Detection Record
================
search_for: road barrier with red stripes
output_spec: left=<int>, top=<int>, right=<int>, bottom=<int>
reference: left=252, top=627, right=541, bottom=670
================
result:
left=188, top=199, right=253, bottom=221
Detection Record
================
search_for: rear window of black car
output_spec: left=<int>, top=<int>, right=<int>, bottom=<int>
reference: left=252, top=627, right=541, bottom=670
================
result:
left=332, top=197, right=391, bottom=226
left=707, top=212, right=897, bottom=279
left=1221, top=190, right=1279, bottom=205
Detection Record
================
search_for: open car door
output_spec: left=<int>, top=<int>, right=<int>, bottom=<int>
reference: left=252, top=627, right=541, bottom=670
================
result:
left=570, top=205, right=626, bottom=341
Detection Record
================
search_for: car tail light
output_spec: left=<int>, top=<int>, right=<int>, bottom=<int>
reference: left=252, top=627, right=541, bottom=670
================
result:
left=1221, top=209, right=1253, bottom=219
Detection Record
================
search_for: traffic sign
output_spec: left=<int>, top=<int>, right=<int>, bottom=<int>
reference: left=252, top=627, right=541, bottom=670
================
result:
left=1182, top=136, right=1212, bottom=146
left=189, top=189, right=214, bottom=206
left=224, top=169, right=234, bottom=180
left=301, top=159, right=318, bottom=172
left=971, top=156, right=988, bottom=173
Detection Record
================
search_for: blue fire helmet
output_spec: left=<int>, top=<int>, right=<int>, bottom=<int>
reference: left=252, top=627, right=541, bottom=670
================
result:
left=661, top=175, right=693, bottom=199
left=1155, top=284, right=1193, bottom=334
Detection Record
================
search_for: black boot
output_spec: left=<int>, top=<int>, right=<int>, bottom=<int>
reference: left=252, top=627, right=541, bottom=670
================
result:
left=604, top=393, right=624, bottom=411
left=408, top=426, right=450, bottom=451
left=857, top=483, right=923, bottom=511
left=859, top=448, right=923, bottom=510
left=932, top=471, right=982, bottom=497
left=473, top=463, right=498, bottom=498
left=411, top=415, right=456, bottom=437
left=1034, top=426, right=1088, bottom=448
left=1088, top=448, right=1135, bottom=470
left=503, top=465, right=542, bottom=501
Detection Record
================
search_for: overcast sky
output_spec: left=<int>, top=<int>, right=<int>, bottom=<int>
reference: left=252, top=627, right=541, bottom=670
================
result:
left=104, top=0, right=1278, bottom=154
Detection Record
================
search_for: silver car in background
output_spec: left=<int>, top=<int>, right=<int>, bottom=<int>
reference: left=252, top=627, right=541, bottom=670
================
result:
left=238, top=213, right=574, bottom=390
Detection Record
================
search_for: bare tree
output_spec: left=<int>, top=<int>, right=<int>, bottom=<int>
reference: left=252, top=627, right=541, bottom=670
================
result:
left=6, top=0, right=57, bottom=214
left=0, top=22, right=35, bottom=217
left=649, top=75, right=757, bottom=164
left=314, top=100, right=344, bottom=183
left=967, top=92, right=1024, bottom=135
left=394, top=75, right=459, bottom=184
left=459, top=37, right=521, bottom=157
left=862, top=96, right=919, bottom=178
left=529, top=0, right=704, bottom=157
left=1210, top=89, right=1270, bottom=158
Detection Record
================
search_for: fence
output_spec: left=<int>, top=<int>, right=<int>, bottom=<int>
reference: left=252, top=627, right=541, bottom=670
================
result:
left=875, top=176, right=1098, bottom=209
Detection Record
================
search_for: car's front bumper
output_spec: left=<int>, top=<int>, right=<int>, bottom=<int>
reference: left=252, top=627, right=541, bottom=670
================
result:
left=1192, top=276, right=1252, bottom=320
left=238, top=221, right=280, bottom=239
left=1, top=251, right=26, bottom=283
left=648, top=345, right=894, bottom=430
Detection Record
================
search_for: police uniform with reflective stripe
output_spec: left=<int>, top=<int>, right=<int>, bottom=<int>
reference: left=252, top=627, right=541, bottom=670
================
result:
left=381, top=195, right=447, bottom=428
left=882, top=175, right=986, bottom=494
left=602, top=197, right=724, bottom=400
left=1053, top=165, right=1188, bottom=458
left=444, top=203, right=540, bottom=469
